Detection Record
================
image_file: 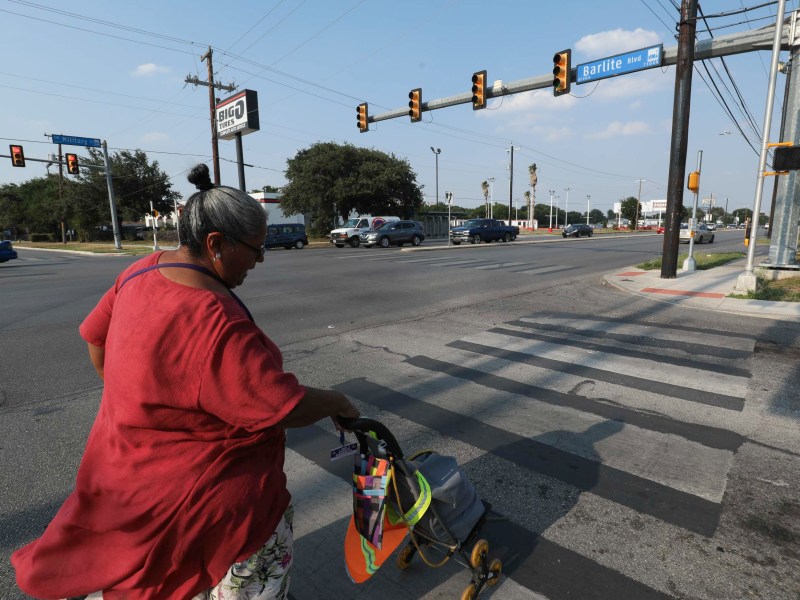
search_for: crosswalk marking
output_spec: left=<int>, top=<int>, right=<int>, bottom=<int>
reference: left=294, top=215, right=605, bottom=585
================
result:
left=286, top=310, right=755, bottom=598
left=472, top=262, right=527, bottom=269
left=510, top=265, right=572, bottom=275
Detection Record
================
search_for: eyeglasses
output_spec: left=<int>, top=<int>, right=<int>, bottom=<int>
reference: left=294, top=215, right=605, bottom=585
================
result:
left=227, top=235, right=266, bottom=258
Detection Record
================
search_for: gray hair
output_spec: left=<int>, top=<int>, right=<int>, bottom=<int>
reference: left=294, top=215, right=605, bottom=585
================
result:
left=180, top=181, right=265, bottom=256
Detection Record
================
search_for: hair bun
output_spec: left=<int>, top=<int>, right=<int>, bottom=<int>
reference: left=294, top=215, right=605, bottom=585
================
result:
left=187, top=164, right=214, bottom=191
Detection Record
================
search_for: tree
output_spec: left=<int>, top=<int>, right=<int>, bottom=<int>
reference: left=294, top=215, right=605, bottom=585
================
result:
left=528, top=163, right=537, bottom=220
left=606, top=208, right=616, bottom=222
left=620, top=197, right=641, bottom=229
left=280, top=142, right=424, bottom=233
left=74, top=149, right=179, bottom=227
left=589, top=208, right=605, bottom=224
left=251, top=185, right=281, bottom=194
left=0, top=176, right=69, bottom=238
left=481, top=180, right=489, bottom=217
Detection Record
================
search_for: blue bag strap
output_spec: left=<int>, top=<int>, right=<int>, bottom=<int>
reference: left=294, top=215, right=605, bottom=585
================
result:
left=116, top=261, right=253, bottom=322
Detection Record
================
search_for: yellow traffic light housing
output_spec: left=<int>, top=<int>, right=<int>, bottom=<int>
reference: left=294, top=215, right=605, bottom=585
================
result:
left=408, top=88, right=422, bottom=122
left=471, top=70, right=487, bottom=110
left=10, top=145, right=25, bottom=167
left=357, top=102, right=369, bottom=133
left=687, top=171, right=699, bottom=192
left=66, top=153, right=79, bottom=175
left=552, top=49, right=571, bottom=97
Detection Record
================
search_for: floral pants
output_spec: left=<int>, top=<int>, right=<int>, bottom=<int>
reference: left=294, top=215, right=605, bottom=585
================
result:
left=82, top=505, right=294, bottom=600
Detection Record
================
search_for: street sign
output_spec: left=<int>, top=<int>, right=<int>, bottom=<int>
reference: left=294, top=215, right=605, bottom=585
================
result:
left=51, top=134, right=101, bottom=148
left=576, top=44, right=663, bottom=85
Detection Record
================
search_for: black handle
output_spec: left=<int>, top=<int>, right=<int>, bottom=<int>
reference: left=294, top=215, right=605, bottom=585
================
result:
left=337, top=417, right=403, bottom=459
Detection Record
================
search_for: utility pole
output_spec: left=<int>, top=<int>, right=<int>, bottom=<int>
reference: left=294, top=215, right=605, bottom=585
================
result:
left=58, top=143, right=65, bottom=244
left=661, top=0, right=698, bottom=278
left=586, top=195, right=591, bottom=225
left=564, top=187, right=571, bottom=226
left=636, top=179, right=644, bottom=230
left=186, top=47, right=236, bottom=186
left=507, top=144, right=516, bottom=222
left=549, top=189, right=555, bottom=229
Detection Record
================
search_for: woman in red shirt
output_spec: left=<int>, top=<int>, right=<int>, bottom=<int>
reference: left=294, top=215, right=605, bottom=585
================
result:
left=12, top=164, right=359, bottom=600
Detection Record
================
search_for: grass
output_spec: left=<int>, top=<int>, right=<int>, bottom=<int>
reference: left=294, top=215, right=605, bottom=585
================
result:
left=636, top=252, right=745, bottom=271
left=15, top=240, right=160, bottom=256
left=729, top=276, right=800, bottom=302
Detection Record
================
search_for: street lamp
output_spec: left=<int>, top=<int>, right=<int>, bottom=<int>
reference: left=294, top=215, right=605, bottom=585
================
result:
left=488, top=177, right=495, bottom=218
left=586, top=195, right=591, bottom=225
left=563, top=187, right=571, bottom=227
left=548, top=189, right=555, bottom=229
left=430, top=147, right=441, bottom=208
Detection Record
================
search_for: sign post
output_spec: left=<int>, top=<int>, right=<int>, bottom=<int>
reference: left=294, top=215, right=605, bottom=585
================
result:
left=446, top=191, right=453, bottom=246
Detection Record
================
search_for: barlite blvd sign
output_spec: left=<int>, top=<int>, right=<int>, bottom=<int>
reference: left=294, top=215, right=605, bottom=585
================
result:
left=576, top=44, right=663, bottom=85
left=51, top=134, right=101, bottom=148
left=215, top=90, right=260, bottom=140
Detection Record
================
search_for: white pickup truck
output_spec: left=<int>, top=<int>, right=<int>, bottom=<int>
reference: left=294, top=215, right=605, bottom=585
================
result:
left=329, top=216, right=400, bottom=248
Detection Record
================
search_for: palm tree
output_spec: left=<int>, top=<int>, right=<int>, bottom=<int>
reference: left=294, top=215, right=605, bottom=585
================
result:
left=523, top=191, right=531, bottom=227
left=481, top=180, right=489, bottom=218
left=528, top=164, right=537, bottom=227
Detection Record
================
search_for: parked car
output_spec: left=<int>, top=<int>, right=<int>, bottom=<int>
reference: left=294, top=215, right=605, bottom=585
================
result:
left=705, top=223, right=717, bottom=231
left=562, top=223, right=593, bottom=238
left=0, top=240, right=18, bottom=263
left=330, top=215, right=400, bottom=248
left=360, top=220, right=425, bottom=248
left=679, top=223, right=715, bottom=243
left=656, top=226, right=665, bottom=234
left=265, top=223, right=308, bottom=249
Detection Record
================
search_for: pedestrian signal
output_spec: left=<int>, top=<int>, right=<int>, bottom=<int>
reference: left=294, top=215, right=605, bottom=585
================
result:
left=773, top=145, right=800, bottom=171
left=552, top=49, right=571, bottom=97
left=66, top=153, right=79, bottom=175
left=408, top=88, right=422, bottom=122
left=687, top=171, right=699, bottom=192
left=10, top=145, right=25, bottom=167
left=357, top=103, right=369, bottom=133
left=471, top=70, right=487, bottom=110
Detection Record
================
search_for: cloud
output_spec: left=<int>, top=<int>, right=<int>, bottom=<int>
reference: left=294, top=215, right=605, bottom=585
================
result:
left=483, top=89, right=578, bottom=115
left=584, top=121, right=651, bottom=140
left=575, top=28, right=661, bottom=59
left=141, top=132, right=169, bottom=144
left=131, top=63, right=169, bottom=77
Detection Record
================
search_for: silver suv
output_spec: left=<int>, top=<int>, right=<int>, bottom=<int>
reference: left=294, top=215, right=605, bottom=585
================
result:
left=360, top=220, right=426, bottom=248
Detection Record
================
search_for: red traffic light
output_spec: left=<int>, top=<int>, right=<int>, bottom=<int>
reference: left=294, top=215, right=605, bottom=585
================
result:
left=66, top=153, right=79, bottom=175
left=408, top=88, right=422, bottom=122
left=10, top=145, right=25, bottom=167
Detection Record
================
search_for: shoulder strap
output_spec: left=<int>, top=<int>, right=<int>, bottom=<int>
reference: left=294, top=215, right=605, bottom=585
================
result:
left=117, top=262, right=254, bottom=322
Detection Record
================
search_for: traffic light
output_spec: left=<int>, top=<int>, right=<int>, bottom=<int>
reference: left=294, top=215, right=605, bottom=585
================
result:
left=552, top=49, right=571, bottom=97
left=357, top=102, right=369, bottom=133
left=9, top=145, right=25, bottom=167
left=471, top=70, right=487, bottom=110
left=66, top=153, right=79, bottom=175
left=408, top=88, right=422, bottom=122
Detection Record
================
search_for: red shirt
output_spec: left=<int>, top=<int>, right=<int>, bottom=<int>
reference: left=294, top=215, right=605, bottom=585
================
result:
left=12, top=252, right=304, bottom=599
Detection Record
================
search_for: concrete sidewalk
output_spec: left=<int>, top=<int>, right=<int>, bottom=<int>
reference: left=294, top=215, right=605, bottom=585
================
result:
left=604, top=259, right=800, bottom=321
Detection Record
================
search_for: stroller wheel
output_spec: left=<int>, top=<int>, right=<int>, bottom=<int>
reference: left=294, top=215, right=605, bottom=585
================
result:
left=470, top=539, right=489, bottom=570
left=396, top=544, right=415, bottom=570
left=460, top=582, right=479, bottom=600
left=486, top=558, right=502, bottom=587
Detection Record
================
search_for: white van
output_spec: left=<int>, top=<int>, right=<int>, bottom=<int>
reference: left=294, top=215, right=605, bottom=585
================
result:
left=330, top=215, right=400, bottom=248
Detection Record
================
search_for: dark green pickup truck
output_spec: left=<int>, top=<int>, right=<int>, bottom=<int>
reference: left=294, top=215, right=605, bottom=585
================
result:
left=450, top=219, right=519, bottom=245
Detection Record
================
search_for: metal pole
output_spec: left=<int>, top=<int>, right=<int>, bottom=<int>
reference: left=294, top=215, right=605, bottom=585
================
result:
left=736, top=0, right=788, bottom=291
left=235, top=132, right=246, bottom=192
left=564, top=187, right=570, bottom=226
left=430, top=147, right=440, bottom=209
left=586, top=195, right=591, bottom=225
left=508, top=144, right=514, bottom=222
left=549, top=190, right=554, bottom=229
left=101, top=141, right=122, bottom=250
left=489, top=177, right=494, bottom=218
left=174, top=197, right=181, bottom=246
left=636, top=179, right=644, bottom=230
left=58, top=143, right=65, bottom=244
left=661, top=0, right=698, bottom=278
left=150, top=200, right=160, bottom=251
left=683, top=150, right=702, bottom=271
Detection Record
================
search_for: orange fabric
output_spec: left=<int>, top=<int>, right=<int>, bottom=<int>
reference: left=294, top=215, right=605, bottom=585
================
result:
left=344, top=514, right=407, bottom=583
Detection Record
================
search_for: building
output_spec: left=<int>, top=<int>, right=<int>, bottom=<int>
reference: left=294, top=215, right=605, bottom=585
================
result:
left=249, top=191, right=308, bottom=226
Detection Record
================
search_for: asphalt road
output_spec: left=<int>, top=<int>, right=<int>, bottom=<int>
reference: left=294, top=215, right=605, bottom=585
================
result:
left=2, top=229, right=798, bottom=599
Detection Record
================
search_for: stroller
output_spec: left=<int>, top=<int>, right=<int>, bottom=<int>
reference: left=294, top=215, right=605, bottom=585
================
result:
left=341, top=417, right=501, bottom=599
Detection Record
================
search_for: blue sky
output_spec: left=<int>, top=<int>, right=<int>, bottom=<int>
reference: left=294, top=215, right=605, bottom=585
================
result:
left=1, top=0, right=795, bottom=216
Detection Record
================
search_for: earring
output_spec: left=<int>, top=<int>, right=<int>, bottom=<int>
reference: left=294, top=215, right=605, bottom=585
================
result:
left=213, top=252, right=221, bottom=262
